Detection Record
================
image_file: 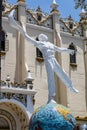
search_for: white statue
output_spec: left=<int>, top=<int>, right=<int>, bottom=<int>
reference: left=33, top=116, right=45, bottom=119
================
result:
left=8, top=10, right=78, bottom=101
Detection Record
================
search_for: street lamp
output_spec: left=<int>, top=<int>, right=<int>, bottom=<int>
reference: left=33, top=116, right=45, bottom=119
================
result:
left=0, top=0, right=5, bottom=97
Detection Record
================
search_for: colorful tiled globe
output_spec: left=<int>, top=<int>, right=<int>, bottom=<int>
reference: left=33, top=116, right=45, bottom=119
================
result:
left=29, top=100, right=76, bottom=130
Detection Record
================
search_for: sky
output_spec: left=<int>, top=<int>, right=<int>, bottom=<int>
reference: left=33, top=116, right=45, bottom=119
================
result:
left=7, top=0, right=81, bottom=21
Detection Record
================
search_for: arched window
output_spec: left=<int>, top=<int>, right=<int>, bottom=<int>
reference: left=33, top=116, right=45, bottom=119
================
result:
left=36, top=48, right=43, bottom=58
left=68, top=42, right=77, bottom=67
left=1, top=30, right=5, bottom=51
left=36, top=37, right=44, bottom=62
left=0, top=30, right=8, bottom=52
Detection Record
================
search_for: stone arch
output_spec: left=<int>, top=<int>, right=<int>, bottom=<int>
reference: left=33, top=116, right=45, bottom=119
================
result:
left=0, top=110, right=16, bottom=130
left=68, top=42, right=77, bottom=65
left=0, top=116, right=10, bottom=128
left=0, top=99, right=30, bottom=130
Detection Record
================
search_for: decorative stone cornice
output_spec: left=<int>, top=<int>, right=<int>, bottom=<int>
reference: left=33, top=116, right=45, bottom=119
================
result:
left=60, top=17, right=80, bottom=34
left=76, top=116, right=87, bottom=121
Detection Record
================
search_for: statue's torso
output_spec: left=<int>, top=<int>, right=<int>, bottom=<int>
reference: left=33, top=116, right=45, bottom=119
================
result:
left=36, top=41, right=55, bottom=59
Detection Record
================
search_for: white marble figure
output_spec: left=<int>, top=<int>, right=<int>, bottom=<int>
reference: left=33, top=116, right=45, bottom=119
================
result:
left=8, top=10, right=78, bottom=101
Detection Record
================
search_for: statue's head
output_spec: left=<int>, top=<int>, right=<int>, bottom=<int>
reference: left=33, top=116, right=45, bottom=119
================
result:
left=38, top=34, right=48, bottom=42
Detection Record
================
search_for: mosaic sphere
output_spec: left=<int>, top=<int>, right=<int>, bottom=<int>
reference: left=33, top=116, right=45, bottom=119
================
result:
left=29, top=100, right=76, bottom=130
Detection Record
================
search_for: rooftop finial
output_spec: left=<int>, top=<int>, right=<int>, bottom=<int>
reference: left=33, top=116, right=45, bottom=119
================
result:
left=25, top=70, right=34, bottom=83
left=80, top=8, right=86, bottom=19
left=50, top=0, right=59, bottom=13
left=53, top=0, right=57, bottom=4
left=18, top=0, right=25, bottom=2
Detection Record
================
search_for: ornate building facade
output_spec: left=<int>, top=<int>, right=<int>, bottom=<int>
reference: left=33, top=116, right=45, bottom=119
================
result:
left=0, top=0, right=87, bottom=129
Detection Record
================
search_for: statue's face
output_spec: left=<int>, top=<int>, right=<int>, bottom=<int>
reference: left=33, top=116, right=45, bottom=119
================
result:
left=38, top=34, right=48, bottom=42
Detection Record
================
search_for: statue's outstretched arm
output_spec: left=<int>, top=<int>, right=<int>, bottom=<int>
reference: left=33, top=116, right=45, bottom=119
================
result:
left=8, top=9, right=37, bottom=46
left=55, top=31, right=74, bottom=54
left=54, top=46, right=74, bottom=55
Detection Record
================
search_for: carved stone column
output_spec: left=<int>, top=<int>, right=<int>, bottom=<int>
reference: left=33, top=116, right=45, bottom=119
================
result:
left=15, top=1, right=27, bottom=83
left=80, top=9, right=87, bottom=110
left=50, top=1, right=67, bottom=105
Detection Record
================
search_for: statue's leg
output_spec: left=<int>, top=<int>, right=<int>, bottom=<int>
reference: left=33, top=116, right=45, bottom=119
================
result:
left=54, top=59, right=78, bottom=93
left=45, top=59, right=56, bottom=101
